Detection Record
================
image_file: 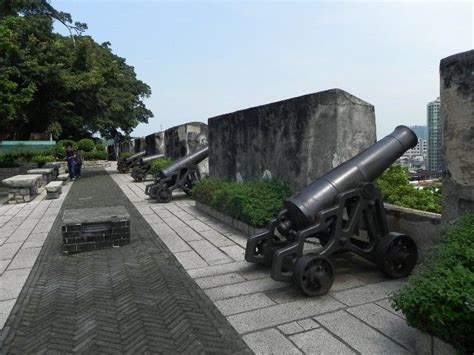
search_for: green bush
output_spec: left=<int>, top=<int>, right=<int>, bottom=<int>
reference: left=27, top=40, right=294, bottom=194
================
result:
left=52, top=144, right=66, bottom=160
left=392, top=213, right=474, bottom=353
left=57, top=139, right=77, bottom=149
left=77, top=139, right=95, bottom=152
left=83, top=150, right=107, bottom=160
left=32, top=154, right=54, bottom=166
left=95, top=142, right=105, bottom=151
left=377, top=165, right=441, bottom=213
left=119, top=152, right=133, bottom=159
left=0, top=154, right=20, bottom=167
left=149, top=157, right=175, bottom=175
left=193, top=178, right=292, bottom=227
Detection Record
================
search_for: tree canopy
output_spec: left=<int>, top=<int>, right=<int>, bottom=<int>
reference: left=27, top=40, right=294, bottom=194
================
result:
left=0, top=0, right=152, bottom=140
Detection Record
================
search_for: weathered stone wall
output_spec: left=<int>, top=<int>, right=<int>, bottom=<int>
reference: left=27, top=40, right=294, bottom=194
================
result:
left=164, top=122, right=208, bottom=176
left=440, top=50, right=474, bottom=224
left=208, top=89, right=376, bottom=192
left=134, top=138, right=146, bottom=154
left=118, top=140, right=134, bottom=154
left=145, top=132, right=165, bottom=156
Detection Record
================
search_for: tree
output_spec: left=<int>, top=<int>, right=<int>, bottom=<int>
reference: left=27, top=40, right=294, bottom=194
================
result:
left=0, top=0, right=152, bottom=140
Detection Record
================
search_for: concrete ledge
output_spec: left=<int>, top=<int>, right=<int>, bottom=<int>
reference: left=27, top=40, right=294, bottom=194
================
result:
left=195, top=201, right=266, bottom=236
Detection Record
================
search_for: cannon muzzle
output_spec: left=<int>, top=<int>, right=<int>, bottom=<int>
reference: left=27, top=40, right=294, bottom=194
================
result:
left=159, top=146, right=208, bottom=178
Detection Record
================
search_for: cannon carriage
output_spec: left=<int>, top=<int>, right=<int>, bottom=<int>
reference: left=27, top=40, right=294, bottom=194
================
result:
left=245, top=126, right=419, bottom=296
left=117, top=151, right=146, bottom=174
left=145, top=146, right=208, bottom=203
left=131, top=154, right=165, bottom=182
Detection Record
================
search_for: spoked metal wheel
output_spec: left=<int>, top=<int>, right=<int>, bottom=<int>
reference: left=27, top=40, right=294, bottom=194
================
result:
left=156, top=187, right=173, bottom=203
left=293, top=255, right=335, bottom=296
left=376, top=232, right=418, bottom=278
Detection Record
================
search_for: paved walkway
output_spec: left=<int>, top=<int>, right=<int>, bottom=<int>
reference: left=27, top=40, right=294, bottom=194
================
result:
left=107, top=166, right=432, bottom=354
left=0, top=165, right=433, bottom=354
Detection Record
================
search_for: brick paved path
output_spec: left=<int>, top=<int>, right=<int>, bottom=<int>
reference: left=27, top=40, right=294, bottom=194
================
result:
left=0, top=170, right=250, bottom=354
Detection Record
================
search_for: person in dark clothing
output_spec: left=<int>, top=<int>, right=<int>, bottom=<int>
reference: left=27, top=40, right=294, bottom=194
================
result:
left=75, top=149, right=84, bottom=178
left=66, top=146, right=76, bottom=181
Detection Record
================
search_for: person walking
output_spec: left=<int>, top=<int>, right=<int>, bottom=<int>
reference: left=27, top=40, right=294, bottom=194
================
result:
left=75, top=148, right=84, bottom=178
left=66, top=146, right=76, bottom=181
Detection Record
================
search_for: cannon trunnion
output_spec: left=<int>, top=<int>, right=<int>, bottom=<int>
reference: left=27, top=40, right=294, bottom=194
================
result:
left=145, top=146, right=208, bottom=203
left=131, top=154, right=164, bottom=182
left=117, top=151, right=146, bottom=174
left=245, top=126, right=419, bottom=296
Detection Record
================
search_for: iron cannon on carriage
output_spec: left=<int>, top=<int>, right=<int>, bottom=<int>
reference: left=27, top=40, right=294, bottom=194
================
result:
left=145, top=146, right=208, bottom=203
left=131, top=154, right=165, bottom=182
left=117, top=151, right=146, bottom=174
left=245, top=125, right=419, bottom=296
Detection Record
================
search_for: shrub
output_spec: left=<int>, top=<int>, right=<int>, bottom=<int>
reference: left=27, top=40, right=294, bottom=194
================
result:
left=52, top=144, right=66, bottom=160
left=57, top=139, right=77, bottom=149
left=95, top=142, right=105, bottom=151
left=192, top=178, right=292, bottom=227
left=149, top=157, right=175, bottom=175
left=77, top=139, right=95, bottom=152
left=392, top=213, right=474, bottom=353
left=0, top=154, right=20, bottom=167
left=119, top=152, right=133, bottom=159
left=83, top=150, right=107, bottom=160
left=32, top=154, right=54, bottom=166
left=377, top=165, right=441, bottom=213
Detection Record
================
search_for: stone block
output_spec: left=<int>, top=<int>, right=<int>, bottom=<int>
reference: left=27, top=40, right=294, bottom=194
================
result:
left=208, top=88, right=376, bottom=192
left=145, top=131, right=165, bottom=156
left=2, top=174, right=41, bottom=188
left=134, top=137, right=146, bottom=154
left=61, top=206, right=130, bottom=254
left=440, top=50, right=474, bottom=224
left=57, top=173, right=69, bottom=183
left=27, top=168, right=53, bottom=185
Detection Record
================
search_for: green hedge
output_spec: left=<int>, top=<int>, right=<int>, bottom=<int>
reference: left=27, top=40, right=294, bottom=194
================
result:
left=192, top=178, right=291, bottom=228
left=119, top=152, right=133, bottom=159
left=149, top=157, right=175, bottom=175
left=392, top=213, right=474, bottom=353
left=83, top=150, right=107, bottom=160
left=77, top=139, right=95, bottom=152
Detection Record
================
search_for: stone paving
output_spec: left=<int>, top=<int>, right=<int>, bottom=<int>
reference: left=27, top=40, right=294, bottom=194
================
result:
left=107, top=165, right=433, bottom=354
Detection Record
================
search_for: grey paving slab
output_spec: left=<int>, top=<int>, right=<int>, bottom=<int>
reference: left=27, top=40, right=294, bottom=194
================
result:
left=331, top=279, right=406, bottom=306
left=290, top=328, right=356, bottom=355
left=225, top=233, right=248, bottom=248
left=278, top=322, right=305, bottom=335
left=174, top=250, right=208, bottom=269
left=173, top=226, right=203, bottom=242
left=199, top=229, right=235, bottom=247
left=5, top=228, right=30, bottom=243
left=215, top=293, right=275, bottom=316
left=205, top=277, right=290, bottom=302
left=0, top=242, right=22, bottom=260
left=0, top=226, right=17, bottom=239
left=375, top=298, right=406, bottom=319
left=0, top=237, right=7, bottom=246
left=162, top=216, right=188, bottom=229
left=228, top=295, right=344, bottom=334
left=7, top=247, right=41, bottom=270
left=243, top=328, right=302, bottom=355
left=149, top=222, right=175, bottom=236
left=195, top=272, right=246, bottom=289
left=220, top=245, right=245, bottom=261
left=0, top=299, right=16, bottom=329
left=315, top=310, right=410, bottom=354
left=143, top=213, right=163, bottom=224
left=0, top=259, right=10, bottom=275
left=0, top=268, right=30, bottom=300
left=154, top=230, right=191, bottom=253
left=297, top=318, right=320, bottom=331
left=187, top=260, right=250, bottom=279
left=189, top=239, right=230, bottom=263
left=347, top=303, right=429, bottom=352
left=185, top=219, right=213, bottom=232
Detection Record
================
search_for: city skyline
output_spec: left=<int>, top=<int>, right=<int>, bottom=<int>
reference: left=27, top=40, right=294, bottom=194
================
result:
left=54, top=1, right=473, bottom=139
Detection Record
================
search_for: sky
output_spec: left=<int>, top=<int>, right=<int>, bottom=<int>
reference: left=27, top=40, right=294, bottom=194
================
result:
left=54, top=0, right=473, bottom=139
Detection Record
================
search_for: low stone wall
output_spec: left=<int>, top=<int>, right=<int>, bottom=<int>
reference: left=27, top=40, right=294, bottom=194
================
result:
left=196, top=201, right=441, bottom=262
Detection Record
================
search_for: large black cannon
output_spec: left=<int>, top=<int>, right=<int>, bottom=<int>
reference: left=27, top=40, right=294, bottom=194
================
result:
left=245, top=125, right=419, bottom=296
left=117, top=151, right=146, bottom=173
left=131, top=154, right=165, bottom=182
left=145, top=146, right=208, bottom=203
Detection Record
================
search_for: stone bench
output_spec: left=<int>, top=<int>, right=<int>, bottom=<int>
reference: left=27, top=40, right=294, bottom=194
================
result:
left=45, top=181, right=63, bottom=199
left=27, top=168, right=54, bottom=186
left=57, top=173, right=70, bottom=184
left=62, top=206, right=130, bottom=254
left=2, top=174, right=42, bottom=204
left=44, top=162, right=61, bottom=180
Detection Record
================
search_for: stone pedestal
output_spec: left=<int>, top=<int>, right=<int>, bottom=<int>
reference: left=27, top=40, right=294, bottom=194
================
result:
left=440, top=50, right=474, bottom=224
left=62, top=206, right=130, bottom=254
left=46, top=181, right=63, bottom=199
left=27, top=168, right=54, bottom=186
left=2, top=174, right=42, bottom=203
left=208, top=89, right=376, bottom=192
left=44, top=162, right=61, bottom=180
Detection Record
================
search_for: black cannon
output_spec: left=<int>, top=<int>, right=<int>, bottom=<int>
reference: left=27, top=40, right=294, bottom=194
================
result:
left=145, top=146, right=208, bottom=203
left=131, top=154, right=165, bottom=182
left=117, top=151, right=146, bottom=174
left=245, top=126, right=419, bottom=296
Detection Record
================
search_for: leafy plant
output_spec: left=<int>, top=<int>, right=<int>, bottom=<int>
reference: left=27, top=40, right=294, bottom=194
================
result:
left=149, top=157, right=175, bottom=175
left=57, top=139, right=77, bottom=149
left=83, top=150, right=107, bottom=160
left=95, top=141, right=105, bottom=151
left=32, top=154, right=54, bottom=166
left=377, top=165, right=441, bottom=213
left=392, top=213, right=474, bottom=353
left=119, top=152, right=132, bottom=159
left=192, top=178, right=292, bottom=227
left=77, top=138, right=95, bottom=152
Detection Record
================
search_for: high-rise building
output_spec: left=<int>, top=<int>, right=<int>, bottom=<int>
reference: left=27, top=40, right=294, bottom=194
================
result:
left=410, top=125, right=427, bottom=140
left=427, top=97, right=443, bottom=171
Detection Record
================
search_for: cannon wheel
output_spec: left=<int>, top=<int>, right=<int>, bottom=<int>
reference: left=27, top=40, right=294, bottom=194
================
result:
left=293, top=255, right=334, bottom=297
left=156, top=187, right=173, bottom=203
left=376, top=233, right=417, bottom=278
left=134, top=174, right=144, bottom=182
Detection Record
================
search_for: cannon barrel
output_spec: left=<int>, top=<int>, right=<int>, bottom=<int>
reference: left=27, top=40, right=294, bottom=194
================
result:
left=140, top=154, right=164, bottom=164
left=284, top=125, right=417, bottom=230
left=159, top=146, right=208, bottom=178
left=126, top=151, right=146, bottom=162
